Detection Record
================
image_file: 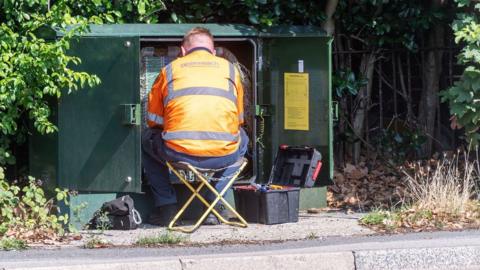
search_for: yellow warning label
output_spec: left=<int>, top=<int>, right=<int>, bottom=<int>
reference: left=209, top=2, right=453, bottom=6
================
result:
left=284, top=73, right=309, bottom=131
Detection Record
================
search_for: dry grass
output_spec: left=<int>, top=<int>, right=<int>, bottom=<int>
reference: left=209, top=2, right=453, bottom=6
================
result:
left=404, top=153, right=476, bottom=216
left=361, top=151, right=480, bottom=232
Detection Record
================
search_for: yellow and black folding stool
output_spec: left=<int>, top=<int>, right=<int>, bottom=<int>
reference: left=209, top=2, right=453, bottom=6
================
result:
left=165, top=158, right=248, bottom=233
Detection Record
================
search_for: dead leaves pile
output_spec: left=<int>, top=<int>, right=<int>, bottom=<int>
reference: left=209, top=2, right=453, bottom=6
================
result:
left=328, top=161, right=408, bottom=210
left=348, top=154, right=480, bottom=233
left=3, top=226, right=81, bottom=245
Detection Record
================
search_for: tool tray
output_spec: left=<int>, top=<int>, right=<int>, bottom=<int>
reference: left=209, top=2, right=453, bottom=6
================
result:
left=268, top=145, right=322, bottom=188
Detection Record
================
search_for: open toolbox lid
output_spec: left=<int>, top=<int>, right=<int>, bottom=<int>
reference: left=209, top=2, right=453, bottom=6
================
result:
left=267, top=145, right=324, bottom=188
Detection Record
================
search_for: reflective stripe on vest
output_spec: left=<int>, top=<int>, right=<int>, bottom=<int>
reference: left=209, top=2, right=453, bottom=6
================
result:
left=148, top=112, right=164, bottom=125
left=162, top=131, right=240, bottom=142
left=163, top=87, right=236, bottom=107
left=238, top=112, right=244, bottom=122
left=163, top=62, right=238, bottom=108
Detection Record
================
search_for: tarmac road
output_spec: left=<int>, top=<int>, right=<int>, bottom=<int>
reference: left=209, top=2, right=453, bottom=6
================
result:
left=1, top=230, right=480, bottom=269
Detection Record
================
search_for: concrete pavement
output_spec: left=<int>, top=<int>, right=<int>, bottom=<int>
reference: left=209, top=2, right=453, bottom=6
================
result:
left=2, top=230, right=480, bottom=270
left=74, top=211, right=374, bottom=246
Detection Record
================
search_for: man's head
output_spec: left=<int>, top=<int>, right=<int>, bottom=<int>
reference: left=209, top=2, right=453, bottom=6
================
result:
left=181, top=27, right=215, bottom=56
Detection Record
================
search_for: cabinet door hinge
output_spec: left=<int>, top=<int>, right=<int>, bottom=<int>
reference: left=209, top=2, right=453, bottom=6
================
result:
left=122, top=104, right=141, bottom=126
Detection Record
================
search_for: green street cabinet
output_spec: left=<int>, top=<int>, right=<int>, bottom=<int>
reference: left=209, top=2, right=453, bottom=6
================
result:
left=30, top=24, right=333, bottom=225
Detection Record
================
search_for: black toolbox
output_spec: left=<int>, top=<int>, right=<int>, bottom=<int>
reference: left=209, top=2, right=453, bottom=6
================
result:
left=233, top=145, right=322, bottom=224
left=234, top=185, right=300, bottom=224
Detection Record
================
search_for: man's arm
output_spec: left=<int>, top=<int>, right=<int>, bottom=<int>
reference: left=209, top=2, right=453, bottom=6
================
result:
left=234, top=66, right=245, bottom=125
left=147, top=68, right=167, bottom=128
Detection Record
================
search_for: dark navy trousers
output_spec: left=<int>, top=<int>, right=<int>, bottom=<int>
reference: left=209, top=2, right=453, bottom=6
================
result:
left=142, top=128, right=248, bottom=207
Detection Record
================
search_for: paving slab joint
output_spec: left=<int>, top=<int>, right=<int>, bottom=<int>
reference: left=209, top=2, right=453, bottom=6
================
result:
left=352, top=251, right=358, bottom=270
left=179, top=258, right=187, bottom=270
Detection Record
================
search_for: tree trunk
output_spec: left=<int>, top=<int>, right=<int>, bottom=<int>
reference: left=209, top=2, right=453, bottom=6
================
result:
left=352, top=53, right=376, bottom=164
left=321, top=0, right=339, bottom=36
left=333, top=31, right=347, bottom=166
left=418, top=1, right=445, bottom=156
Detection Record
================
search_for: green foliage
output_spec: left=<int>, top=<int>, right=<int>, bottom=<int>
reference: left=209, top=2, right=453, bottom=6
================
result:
left=135, top=232, right=188, bottom=246
left=52, top=0, right=165, bottom=24
left=0, top=167, right=70, bottom=240
left=72, top=201, right=88, bottom=224
left=0, top=0, right=166, bottom=166
left=336, top=0, right=445, bottom=50
left=360, top=208, right=402, bottom=231
left=95, top=210, right=112, bottom=232
left=375, top=123, right=426, bottom=163
left=333, top=69, right=367, bottom=98
left=161, top=0, right=325, bottom=28
left=440, top=0, right=480, bottom=144
left=0, top=1, right=103, bottom=165
left=83, top=235, right=111, bottom=249
left=360, top=210, right=391, bottom=226
left=0, top=237, right=27, bottom=250
left=83, top=236, right=112, bottom=249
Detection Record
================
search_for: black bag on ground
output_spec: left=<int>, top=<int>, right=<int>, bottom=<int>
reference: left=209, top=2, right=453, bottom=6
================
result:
left=89, top=195, right=142, bottom=230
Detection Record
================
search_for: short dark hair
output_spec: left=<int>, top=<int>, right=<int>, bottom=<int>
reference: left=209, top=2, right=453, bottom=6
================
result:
left=182, top=27, right=214, bottom=47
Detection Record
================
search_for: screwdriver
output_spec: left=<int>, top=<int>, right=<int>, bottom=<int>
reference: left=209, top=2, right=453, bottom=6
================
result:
left=269, top=184, right=283, bottom=190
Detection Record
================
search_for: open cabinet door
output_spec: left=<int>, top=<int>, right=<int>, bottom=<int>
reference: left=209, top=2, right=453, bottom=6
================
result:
left=58, top=37, right=141, bottom=192
left=258, top=28, right=334, bottom=186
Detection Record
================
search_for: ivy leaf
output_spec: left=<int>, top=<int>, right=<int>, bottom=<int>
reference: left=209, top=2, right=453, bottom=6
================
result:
left=451, top=103, right=467, bottom=118
left=457, top=0, right=472, bottom=7
left=455, top=90, right=473, bottom=102
left=249, top=13, right=260, bottom=24
left=170, top=12, right=178, bottom=23
left=137, top=1, right=146, bottom=15
left=274, top=4, right=281, bottom=16
left=473, top=79, right=480, bottom=92
left=104, top=14, right=115, bottom=23
left=394, top=133, right=403, bottom=143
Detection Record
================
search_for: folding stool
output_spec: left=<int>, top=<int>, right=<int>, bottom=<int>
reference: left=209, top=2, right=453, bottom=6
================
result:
left=166, top=158, right=248, bottom=233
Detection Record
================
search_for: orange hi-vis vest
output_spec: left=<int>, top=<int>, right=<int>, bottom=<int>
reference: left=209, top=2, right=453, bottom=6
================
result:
left=147, top=47, right=244, bottom=157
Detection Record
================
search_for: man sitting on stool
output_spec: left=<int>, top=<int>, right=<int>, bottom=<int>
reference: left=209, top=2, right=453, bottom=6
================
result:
left=142, top=27, right=248, bottom=226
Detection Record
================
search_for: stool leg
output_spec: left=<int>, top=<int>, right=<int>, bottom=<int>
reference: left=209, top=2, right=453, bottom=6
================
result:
left=187, top=162, right=248, bottom=228
left=166, top=161, right=249, bottom=233
left=166, top=162, right=227, bottom=233
left=167, top=182, right=205, bottom=231
left=212, top=163, right=249, bottom=227
left=178, top=169, right=227, bottom=231
left=166, top=162, right=208, bottom=233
